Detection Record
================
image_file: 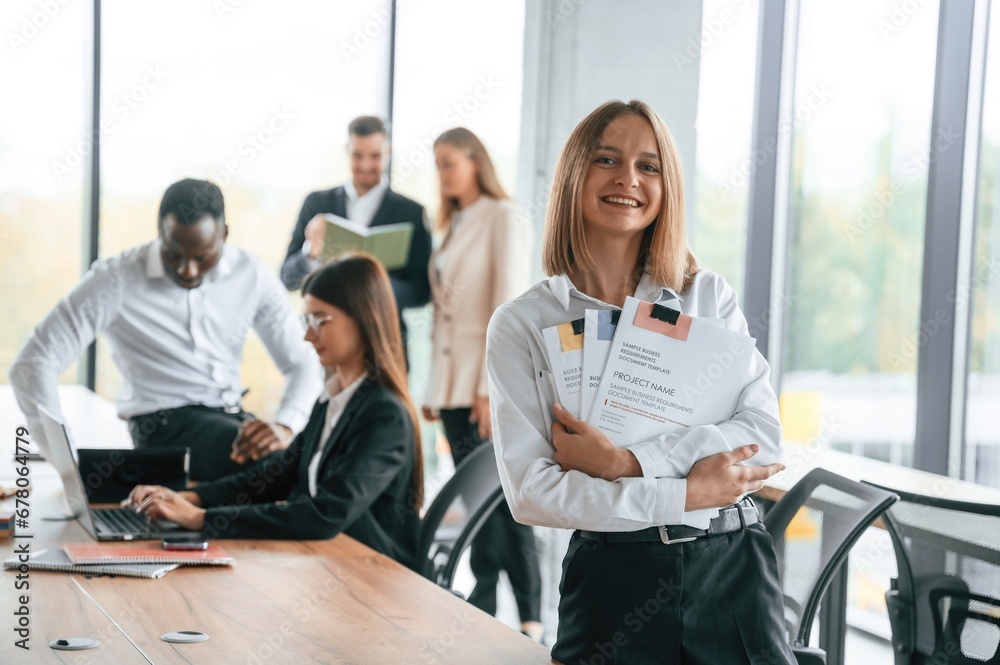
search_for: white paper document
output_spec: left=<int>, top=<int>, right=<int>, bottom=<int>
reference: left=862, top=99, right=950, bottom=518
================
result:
left=542, top=318, right=585, bottom=417
left=587, top=296, right=756, bottom=527
left=580, top=309, right=620, bottom=422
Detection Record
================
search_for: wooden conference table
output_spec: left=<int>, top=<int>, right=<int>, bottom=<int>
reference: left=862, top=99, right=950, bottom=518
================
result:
left=0, top=388, right=551, bottom=664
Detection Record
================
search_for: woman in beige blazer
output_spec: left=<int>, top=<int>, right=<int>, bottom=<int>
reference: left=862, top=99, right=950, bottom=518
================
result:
left=422, top=127, right=542, bottom=640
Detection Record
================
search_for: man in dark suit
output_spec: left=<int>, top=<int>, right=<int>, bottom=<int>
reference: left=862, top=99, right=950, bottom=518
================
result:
left=281, top=116, right=432, bottom=360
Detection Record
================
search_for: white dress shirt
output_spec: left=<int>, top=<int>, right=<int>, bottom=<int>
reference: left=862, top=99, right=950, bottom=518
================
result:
left=9, top=240, right=323, bottom=449
left=307, top=373, right=367, bottom=497
left=344, top=178, right=388, bottom=228
left=486, top=269, right=783, bottom=531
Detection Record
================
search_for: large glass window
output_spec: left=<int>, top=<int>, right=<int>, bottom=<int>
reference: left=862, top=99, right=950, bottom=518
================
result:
left=0, top=0, right=87, bottom=387
left=776, top=1, right=940, bottom=658
left=95, top=0, right=392, bottom=418
left=779, top=0, right=939, bottom=467
left=966, top=7, right=1000, bottom=489
left=692, top=0, right=760, bottom=297
left=390, top=0, right=525, bottom=222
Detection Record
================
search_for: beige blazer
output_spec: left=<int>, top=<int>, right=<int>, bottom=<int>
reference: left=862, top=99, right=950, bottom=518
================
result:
left=425, top=196, right=533, bottom=409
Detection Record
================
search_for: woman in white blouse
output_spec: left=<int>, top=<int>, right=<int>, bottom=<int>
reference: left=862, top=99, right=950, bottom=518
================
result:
left=486, top=101, right=794, bottom=663
left=422, top=127, right=542, bottom=640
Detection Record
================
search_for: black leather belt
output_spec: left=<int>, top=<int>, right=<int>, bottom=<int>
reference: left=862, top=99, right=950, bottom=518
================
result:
left=579, top=498, right=760, bottom=545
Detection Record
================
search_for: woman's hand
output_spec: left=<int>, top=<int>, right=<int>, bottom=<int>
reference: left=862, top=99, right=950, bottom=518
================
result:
left=550, top=402, right=641, bottom=481
left=421, top=405, right=438, bottom=422
left=684, top=444, right=784, bottom=511
left=123, top=485, right=205, bottom=531
left=470, top=395, right=492, bottom=441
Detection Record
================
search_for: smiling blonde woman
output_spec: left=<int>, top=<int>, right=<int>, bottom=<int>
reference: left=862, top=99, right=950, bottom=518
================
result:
left=487, top=100, right=795, bottom=664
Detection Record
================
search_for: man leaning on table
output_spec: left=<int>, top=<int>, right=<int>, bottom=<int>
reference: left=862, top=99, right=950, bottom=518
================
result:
left=9, top=178, right=322, bottom=481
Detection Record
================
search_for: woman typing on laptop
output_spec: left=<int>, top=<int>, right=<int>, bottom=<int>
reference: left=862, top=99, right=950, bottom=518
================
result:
left=124, top=254, right=423, bottom=568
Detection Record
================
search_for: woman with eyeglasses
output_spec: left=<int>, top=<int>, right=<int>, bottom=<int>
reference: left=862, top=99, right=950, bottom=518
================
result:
left=125, top=253, right=424, bottom=567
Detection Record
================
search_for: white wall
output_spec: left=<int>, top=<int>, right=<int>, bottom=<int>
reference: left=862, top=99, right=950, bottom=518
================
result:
left=517, top=0, right=704, bottom=279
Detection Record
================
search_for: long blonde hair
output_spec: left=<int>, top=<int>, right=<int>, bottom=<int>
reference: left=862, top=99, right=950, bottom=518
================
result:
left=541, top=100, right=698, bottom=293
left=433, top=127, right=509, bottom=232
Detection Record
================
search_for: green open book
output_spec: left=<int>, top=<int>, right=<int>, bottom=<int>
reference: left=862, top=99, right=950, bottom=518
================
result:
left=321, top=214, right=414, bottom=270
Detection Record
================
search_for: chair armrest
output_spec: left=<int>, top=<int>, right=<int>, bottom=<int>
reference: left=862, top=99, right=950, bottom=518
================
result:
left=791, top=646, right=826, bottom=665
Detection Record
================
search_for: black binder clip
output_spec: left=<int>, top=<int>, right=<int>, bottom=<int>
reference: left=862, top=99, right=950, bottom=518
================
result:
left=610, top=310, right=621, bottom=325
left=571, top=318, right=585, bottom=336
left=649, top=304, right=681, bottom=325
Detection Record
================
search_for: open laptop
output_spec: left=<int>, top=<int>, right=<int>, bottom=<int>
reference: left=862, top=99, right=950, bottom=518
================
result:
left=38, top=406, right=203, bottom=541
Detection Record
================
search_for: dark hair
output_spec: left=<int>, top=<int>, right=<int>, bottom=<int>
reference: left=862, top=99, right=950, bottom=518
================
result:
left=158, top=179, right=225, bottom=226
left=348, top=115, right=387, bottom=138
left=302, top=253, right=424, bottom=509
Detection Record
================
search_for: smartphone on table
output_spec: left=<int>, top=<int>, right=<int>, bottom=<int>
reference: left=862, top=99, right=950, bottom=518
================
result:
left=162, top=537, right=209, bottom=551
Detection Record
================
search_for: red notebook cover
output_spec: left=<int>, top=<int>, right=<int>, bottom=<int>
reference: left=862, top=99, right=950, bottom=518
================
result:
left=64, top=543, right=234, bottom=566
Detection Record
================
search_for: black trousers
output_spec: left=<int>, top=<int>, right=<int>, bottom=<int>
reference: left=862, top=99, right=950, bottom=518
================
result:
left=128, top=405, right=254, bottom=482
left=551, top=523, right=797, bottom=665
left=438, top=408, right=542, bottom=623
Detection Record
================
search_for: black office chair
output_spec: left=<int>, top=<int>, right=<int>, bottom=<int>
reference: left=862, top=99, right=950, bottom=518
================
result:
left=764, top=468, right=899, bottom=665
left=863, top=482, right=1000, bottom=665
left=415, top=443, right=506, bottom=592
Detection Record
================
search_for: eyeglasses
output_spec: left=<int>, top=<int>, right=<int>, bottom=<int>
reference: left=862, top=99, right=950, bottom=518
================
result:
left=302, top=312, right=337, bottom=334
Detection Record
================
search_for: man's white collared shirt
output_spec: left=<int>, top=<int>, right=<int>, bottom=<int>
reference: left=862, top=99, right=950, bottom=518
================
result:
left=344, top=179, right=388, bottom=228
left=9, top=240, right=322, bottom=442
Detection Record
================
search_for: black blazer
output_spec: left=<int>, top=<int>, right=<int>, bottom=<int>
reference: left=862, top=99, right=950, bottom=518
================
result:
left=193, top=380, right=421, bottom=568
left=280, top=185, right=432, bottom=313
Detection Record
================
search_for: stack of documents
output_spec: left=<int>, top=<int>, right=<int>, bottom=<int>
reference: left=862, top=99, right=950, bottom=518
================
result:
left=542, top=296, right=756, bottom=523
left=4, top=548, right=179, bottom=579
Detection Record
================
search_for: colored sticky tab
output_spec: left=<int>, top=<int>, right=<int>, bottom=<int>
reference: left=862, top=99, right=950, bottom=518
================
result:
left=557, top=320, right=584, bottom=352
left=633, top=301, right=692, bottom=341
left=597, top=310, right=620, bottom=341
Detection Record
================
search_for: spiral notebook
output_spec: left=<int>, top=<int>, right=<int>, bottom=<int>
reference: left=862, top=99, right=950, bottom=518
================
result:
left=64, top=543, right=234, bottom=566
left=4, top=548, right=178, bottom=579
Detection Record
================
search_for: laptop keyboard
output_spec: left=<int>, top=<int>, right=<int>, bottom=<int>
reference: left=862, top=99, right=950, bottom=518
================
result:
left=93, top=508, right=158, bottom=534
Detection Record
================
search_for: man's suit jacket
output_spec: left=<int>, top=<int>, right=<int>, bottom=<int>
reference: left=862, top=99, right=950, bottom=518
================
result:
left=281, top=186, right=432, bottom=316
left=193, top=379, right=421, bottom=569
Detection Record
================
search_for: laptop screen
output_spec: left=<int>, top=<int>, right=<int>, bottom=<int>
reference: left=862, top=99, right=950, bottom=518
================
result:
left=37, top=406, right=99, bottom=539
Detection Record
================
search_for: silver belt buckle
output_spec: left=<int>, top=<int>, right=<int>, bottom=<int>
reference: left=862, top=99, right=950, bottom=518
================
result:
left=658, top=526, right=698, bottom=545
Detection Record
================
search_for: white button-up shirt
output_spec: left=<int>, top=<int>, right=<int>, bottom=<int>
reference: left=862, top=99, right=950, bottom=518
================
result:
left=9, top=240, right=323, bottom=448
left=486, top=269, right=782, bottom=530
left=307, top=373, right=367, bottom=497
left=344, top=178, right=388, bottom=228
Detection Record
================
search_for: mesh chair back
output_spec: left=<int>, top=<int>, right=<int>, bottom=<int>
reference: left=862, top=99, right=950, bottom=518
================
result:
left=865, top=482, right=1000, bottom=665
left=414, top=443, right=504, bottom=588
left=764, top=468, right=899, bottom=647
